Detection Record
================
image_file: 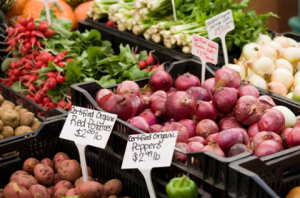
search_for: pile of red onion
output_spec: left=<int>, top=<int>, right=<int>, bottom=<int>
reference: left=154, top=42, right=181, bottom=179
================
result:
left=95, top=67, right=300, bottom=162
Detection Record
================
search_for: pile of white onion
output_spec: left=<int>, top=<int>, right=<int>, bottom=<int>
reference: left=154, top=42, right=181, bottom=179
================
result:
left=223, top=33, right=300, bottom=102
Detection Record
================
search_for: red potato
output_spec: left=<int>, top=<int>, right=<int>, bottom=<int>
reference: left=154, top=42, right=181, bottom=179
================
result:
left=33, top=164, right=54, bottom=186
left=65, top=188, right=76, bottom=196
left=54, top=180, right=73, bottom=192
left=10, top=170, right=29, bottom=182
left=75, top=176, right=95, bottom=188
left=54, top=173, right=60, bottom=185
left=53, top=187, right=68, bottom=198
left=53, top=152, right=70, bottom=172
left=2, top=182, right=32, bottom=198
left=41, top=158, right=54, bottom=169
left=58, top=160, right=82, bottom=183
left=47, top=186, right=54, bottom=197
left=16, top=175, right=38, bottom=189
left=29, top=184, right=50, bottom=198
left=76, top=181, right=104, bottom=198
left=23, top=157, right=39, bottom=174
left=104, top=179, right=123, bottom=196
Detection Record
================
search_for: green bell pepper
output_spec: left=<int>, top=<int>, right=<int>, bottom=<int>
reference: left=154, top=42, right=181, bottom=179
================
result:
left=166, top=175, right=198, bottom=198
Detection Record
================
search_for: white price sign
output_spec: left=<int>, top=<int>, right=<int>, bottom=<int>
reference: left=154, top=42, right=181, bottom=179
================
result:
left=37, top=0, right=58, bottom=24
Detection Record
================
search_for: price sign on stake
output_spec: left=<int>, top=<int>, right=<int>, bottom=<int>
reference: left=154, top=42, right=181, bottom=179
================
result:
left=122, top=131, right=178, bottom=198
left=59, top=106, right=117, bottom=182
left=171, top=0, right=177, bottom=21
left=192, top=34, right=219, bottom=84
left=205, top=9, right=235, bottom=64
left=37, top=0, right=58, bottom=24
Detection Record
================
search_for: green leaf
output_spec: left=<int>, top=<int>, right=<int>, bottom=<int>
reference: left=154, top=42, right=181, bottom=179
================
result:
left=64, top=61, right=82, bottom=83
left=97, top=75, right=117, bottom=87
left=11, top=81, right=27, bottom=93
left=138, top=50, right=148, bottom=61
left=87, top=47, right=107, bottom=64
left=1, top=57, right=19, bottom=72
left=48, top=61, right=64, bottom=72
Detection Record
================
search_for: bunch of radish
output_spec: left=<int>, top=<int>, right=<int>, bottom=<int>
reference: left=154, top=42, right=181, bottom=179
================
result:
left=95, top=66, right=300, bottom=161
left=137, top=51, right=159, bottom=72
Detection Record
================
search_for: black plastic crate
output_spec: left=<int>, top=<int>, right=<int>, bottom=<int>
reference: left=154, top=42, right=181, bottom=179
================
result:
left=228, top=147, right=300, bottom=198
left=275, top=31, right=300, bottom=41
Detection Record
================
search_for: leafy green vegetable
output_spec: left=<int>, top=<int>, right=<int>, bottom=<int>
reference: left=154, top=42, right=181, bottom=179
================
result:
left=1, top=57, right=19, bottom=72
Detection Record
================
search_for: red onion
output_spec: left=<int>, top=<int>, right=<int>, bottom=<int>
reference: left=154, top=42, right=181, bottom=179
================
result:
left=254, top=140, right=283, bottom=158
left=166, top=91, right=196, bottom=120
left=217, top=110, right=233, bottom=121
left=201, top=141, right=225, bottom=157
left=127, top=116, right=150, bottom=133
left=195, top=101, right=217, bottom=121
left=166, top=87, right=177, bottom=96
left=202, top=78, right=215, bottom=95
left=116, top=81, right=140, bottom=96
left=287, top=122, right=300, bottom=148
left=149, top=70, right=173, bottom=91
left=162, top=118, right=175, bottom=126
left=95, top=89, right=113, bottom=104
left=139, top=109, right=158, bottom=126
left=205, top=134, right=219, bottom=145
left=250, top=131, right=283, bottom=151
left=258, top=109, right=285, bottom=134
left=150, top=90, right=167, bottom=103
left=186, top=87, right=211, bottom=102
left=188, top=142, right=204, bottom=152
left=248, top=123, right=259, bottom=138
left=229, top=88, right=240, bottom=98
left=258, top=95, right=276, bottom=112
left=174, top=143, right=192, bottom=162
left=214, top=68, right=241, bottom=89
left=187, top=136, right=206, bottom=145
left=163, top=122, right=189, bottom=143
left=196, top=119, right=219, bottom=139
left=228, top=144, right=252, bottom=157
left=214, top=128, right=249, bottom=153
left=178, top=119, right=197, bottom=138
left=151, top=98, right=169, bottom=121
left=140, top=94, right=151, bottom=110
left=234, top=95, right=262, bottom=125
left=281, top=128, right=293, bottom=148
left=218, top=117, right=243, bottom=131
left=212, top=87, right=237, bottom=113
left=149, top=124, right=164, bottom=133
left=98, top=93, right=135, bottom=121
left=124, top=93, right=143, bottom=115
left=142, top=90, right=153, bottom=96
left=238, top=85, right=259, bottom=98
left=175, top=72, right=201, bottom=91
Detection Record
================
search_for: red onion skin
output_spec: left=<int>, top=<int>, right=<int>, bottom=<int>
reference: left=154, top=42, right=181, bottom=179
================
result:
left=150, top=90, right=167, bottom=103
left=258, top=109, right=285, bottom=134
left=258, top=95, right=276, bottom=112
left=187, top=136, right=206, bottom=145
left=188, top=142, right=204, bottom=152
left=140, top=94, right=151, bottom=110
left=229, top=88, right=240, bottom=98
left=95, top=89, right=113, bottom=104
left=238, top=85, right=259, bottom=98
left=174, top=143, right=192, bottom=163
left=166, top=91, right=196, bottom=120
left=151, top=98, right=169, bottom=121
left=254, top=140, right=283, bottom=158
left=228, top=144, right=252, bottom=157
left=149, top=70, right=173, bottom=91
left=205, top=134, right=219, bottom=145
left=116, top=81, right=141, bottom=96
left=178, top=119, right=197, bottom=138
left=214, top=68, right=241, bottom=89
left=287, top=122, right=300, bottom=148
left=202, top=78, right=215, bottom=96
left=167, top=87, right=177, bottom=97
left=162, top=118, right=175, bottom=126
left=98, top=93, right=135, bottom=121
left=149, top=124, right=164, bottom=133
left=248, top=123, right=259, bottom=138
left=195, top=101, right=217, bottom=121
left=196, top=119, right=219, bottom=139
left=281, top=128, right=293, bottom=148
left=139, top=109, right=158, bottom=126
left=186, top=87, right=211, bottom=102
left=217, top=117, right=243, bottom=131
left=250, top=131, right=283, bottom=151
left=163, top=122, right=189, bottom=143
left=124, top=94, right=143, bottom=115
left=127, top=116, right=150, bottom=133
left=142, top=91, right=153, bottom=96
left=214, top=128, right=249, bottom=153
left=217, top=110, right=233, bottom=121
left=234, top=95, right=262, bottom=125
left=201, top=141, right=225, bottom=157
left=212, top=87, right=238, bottom=113
left=175, top=73, right=201, bottom=91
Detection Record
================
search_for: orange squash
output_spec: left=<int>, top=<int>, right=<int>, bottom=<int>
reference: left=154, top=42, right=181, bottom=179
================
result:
left=286, top=186, right=300, bottom=198
left=21, top=0, right=77, bottom=30
left=4, top=0, right=29, bottom=23
left=74, top=1, right=91, bottom=22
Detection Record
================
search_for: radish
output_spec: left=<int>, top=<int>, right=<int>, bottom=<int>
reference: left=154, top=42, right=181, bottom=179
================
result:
left=146, top=51, right=155, bottom=66
left=41, top=53, right=53, bottom=64
left=34, top=93, right=44, bottom=103
left=43, top=97, right=52, bottom=105
left=46, top=72, right=57, bottom=78
left=30, top=37, right=36, bottom=45
left=145, top=68, right=150, bottom=72
left=56, top=76, right=65, bottom=84
left=138, top=61, right=147, bottom=69
left=43, top=29, right=55, bottom=38
left=66, top=58, right=75, bottom=62
left=24, top=42, right=32, bottom=50
left=47, top=78, right=57, bottom=89
left=38, top=21, right=49, bottom=32
left=32, top=31, right=45, bottom=39
left=57, top=62, right=66, bottom=67
left=35, top=61, right=43, bottom=69
left=26, top=22, right=36, bottom=31
left=29, top=16, right=34, bottom=22
left=12, top=69, right=21, bottom=77
left=151, top=66, right=157, bottom=71
left=10, top=62, right=17, bottom=69
left=21, top=69, right=27, bottom=75
left=58, top=99, right=66, bottom=108
left=35, top=40, right=43, bottom=49
left=65, top=102, right=71, bottom=110
left=17, top=26, right=27, bottom=34
left=28, top=84, right=36, bottom=94
left=20, top=18, right=29, bottom=27
left=24, top=62, right=33, bottom=70
left=24, top=31, right=31, bottom=38
left=106, top=21, right=117, bottom=27
left=48, top=102, right=57, bottom=109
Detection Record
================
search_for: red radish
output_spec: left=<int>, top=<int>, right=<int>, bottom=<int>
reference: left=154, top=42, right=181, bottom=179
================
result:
left=187, top=136, right=206, bottom=145
left=214, top=68, right=241, bottom=89
left=46, top=72, right=57, bottom=78
left=195, top=101, right=217, bottom=121
left=150, top=90, right=167, bottom=103
left=196, top=119, right=219, bottom=139
left=149, top=124, right=163, bottom=133
left=65, top=102, right=72, bottom=110
left=38, top=21, right=49, bottom=32
left=58, top=99, right=66, bottom=109
left=56, top=76, right=65, bottom=84
left=139, top=109, right=158, bottom=126
left=174, top=143, right=192, bottom=162
left=47, top=78, right=57, bottom=89
left=20, top=18, right=29, bottom=27
left=36, top=40, right=43, bottom=49
left=12, top=69, right=21, bottom=77
left=234, top=95, right=262, bottom=125
left=258, top=95, right=276, bottom=112
left=186, top=87, right=211, bottom=102
left=201, top=141, right=225, bottom=157
left=188, top=142, right=204, bottom=152
left=17, top=26, right=27, bottom=34
left=24, top=42, right=32, bottom=50
left=248, top=122, right=259, bottom=138
left=175, top=73, right=201, bottom=91
left=57, top=62, right=66, bottom=67
left=250, top=131, right=282, bottom=151
left=281, top=128, right=293, bottom=148
left=238, top=84, right=259, bottom=98
left=151, top=98, right=169, bottom=121
left=48, top=102, right=57, bottom=109
left=30, top=37, right=36, bottom=45
left=287, top=120, right=300, bottom=148
left=43, top=97, right=52, bottom=105
left=145, top=69, right=150, bottom=72
left=66, top=58, right=75, bottom=62
left=212, top=87, right=237, bottom=113
left=254, top=140, right=283, bottom=157
left=228, top=144, right=252, bottom=157
left=106, top=21, right=117, bottom=27
left=125, top=94, right=143, bottom=115
left=95, top=89, right=114, bottom=104
left=25, top=31, right=31, bottom=38
left=146, top=51, right=155, bottom=66
left=34, top=93, right=44, bottom=103
left=258, top=109, right=285, bottom=134
left=150, top=66, right=157, bottom=71
left=127, top=116, right=150, bottom=133
left=217, top=117, right=243, bottom=131
left=138, top=61, right=147, bottom=69
left=149, top=70, right=173, bottom=91
left=41, top=52, right=53, bottom=64
left=26, top=22, right=36, bottom=31
left=178, top=119, right=197, bottom=138
left=163, top=122, right=189, bottom=143
left=116, top=81, right=140, bottom=96
left=44, top=29, right=55, bottom=38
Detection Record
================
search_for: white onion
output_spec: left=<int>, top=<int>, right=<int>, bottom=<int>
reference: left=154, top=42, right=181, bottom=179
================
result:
left=287, top=38, right=298, bottom=47
left=286, top=92, right=293, bottom=99
left=295, top=62, right=300, bottom=71
left=293, top=76, right=300, bottom=89
left=249, top=72, right=267, bottom=90
left=283, top=47, right=300, bottom=64
left=292, top=84, right=300, bottom=102
left=223, top=64, right=246, bottom=80
left=267, top=82, right=287, bottom=96
left=274, top=59, right=293, bottom=74
left=267, top=41, right=282, bottom=50
left=247, top=67, right=254, bottom=78
left=258, top=43, right=277, bottom=61
left=253, top=33, right=272, bottom=46
left=242, top=43, right=260, bottom=60
left=271, top=68, right=294, bottom=90
left=273, top=36, right=291, bottom=48
left=248, top=51, right=259, bottom=63
left=277, top=48, right=286, bottom=59
left=294, top=70, right=300, bottom=79
left=247, top=55, right=275, bottom=77
left=272, top=106, right=296, bottom=128
left=290, top=86, right=294, bottom=93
